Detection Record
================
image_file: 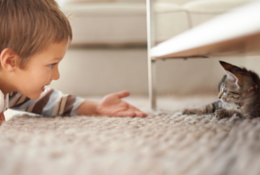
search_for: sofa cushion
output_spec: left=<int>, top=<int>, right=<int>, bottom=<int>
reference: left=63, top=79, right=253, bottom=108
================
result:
left=157, top=0, right=195, bottom=5
left=59, top=0, right=256, bottom=47
left=62, top=3, right=146, bottom=45
left=62, top=1, right=190, bottom=46
left=63, top=0, right=192, bottom=4
left=183, top=0, right=254, bottom=27
left=64, top=0, right=144, bottom=3
left=183, top=0, right=254, bottom=13
left=66, top=0, right=115, bottom=3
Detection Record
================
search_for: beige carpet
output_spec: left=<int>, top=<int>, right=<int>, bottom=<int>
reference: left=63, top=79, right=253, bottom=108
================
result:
left=1, top=96, right=260, bottom=175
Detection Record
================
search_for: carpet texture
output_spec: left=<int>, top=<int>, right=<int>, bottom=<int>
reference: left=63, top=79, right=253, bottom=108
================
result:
left=1, top=96, right=260, bottom=175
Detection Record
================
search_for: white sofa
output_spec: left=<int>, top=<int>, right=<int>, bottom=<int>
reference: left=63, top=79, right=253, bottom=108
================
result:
left=59, top=0, right=254, bottom=47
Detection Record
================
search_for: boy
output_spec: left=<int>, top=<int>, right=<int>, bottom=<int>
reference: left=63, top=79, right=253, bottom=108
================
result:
left=0, top=0, right=147, bottom=124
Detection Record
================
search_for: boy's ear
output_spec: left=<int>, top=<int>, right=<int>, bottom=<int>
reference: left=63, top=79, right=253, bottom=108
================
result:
left=0, top=48, right=19, bottom=71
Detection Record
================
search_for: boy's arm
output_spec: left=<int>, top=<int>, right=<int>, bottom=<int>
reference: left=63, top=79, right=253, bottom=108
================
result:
left=9, top=88, right=85, bottom=116
left=9, top=88, right=147, bottom=117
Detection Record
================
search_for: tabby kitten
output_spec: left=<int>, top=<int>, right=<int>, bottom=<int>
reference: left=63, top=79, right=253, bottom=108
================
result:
left=182, top=61, right=260, bottom=119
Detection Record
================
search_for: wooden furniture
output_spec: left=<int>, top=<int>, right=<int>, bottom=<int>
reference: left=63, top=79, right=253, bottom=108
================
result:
left=146, top=0, right=260, bottom=111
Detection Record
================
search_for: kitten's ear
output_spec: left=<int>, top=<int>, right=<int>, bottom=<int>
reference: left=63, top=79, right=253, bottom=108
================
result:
left=219, top=61, right=243, bottom=72
left=219, top=61, right=243, bottom=86
left=225, top=70, right=239, bottom=85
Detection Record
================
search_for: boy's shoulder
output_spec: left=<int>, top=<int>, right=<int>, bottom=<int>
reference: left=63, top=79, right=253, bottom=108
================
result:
left=0, top=90, right=8, bottom=113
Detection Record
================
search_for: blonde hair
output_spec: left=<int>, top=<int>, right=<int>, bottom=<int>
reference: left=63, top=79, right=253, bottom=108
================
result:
left=0, top=0, right=72, bottom=68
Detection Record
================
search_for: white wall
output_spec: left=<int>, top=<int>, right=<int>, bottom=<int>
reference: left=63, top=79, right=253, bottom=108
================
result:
left=49, top=47, right=259, bottom=97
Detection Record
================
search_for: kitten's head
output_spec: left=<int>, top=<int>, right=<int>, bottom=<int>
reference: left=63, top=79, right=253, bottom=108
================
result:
left=218, top=61, right=259, bottom=103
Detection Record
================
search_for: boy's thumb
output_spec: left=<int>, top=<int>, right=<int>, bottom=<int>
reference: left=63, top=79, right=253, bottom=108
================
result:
left=116, top=90, right=130, bottom=98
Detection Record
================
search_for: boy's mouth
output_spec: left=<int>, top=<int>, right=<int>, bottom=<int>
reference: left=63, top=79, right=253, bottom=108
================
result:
left=41, top=86, right=45, bottom=92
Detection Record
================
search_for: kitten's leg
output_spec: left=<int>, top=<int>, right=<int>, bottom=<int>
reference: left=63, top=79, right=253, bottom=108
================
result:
left=232, top=112, right=243, bottom=118
left=215, top=109, right=243, bottom=119
left=182, top=106, right=211, bottom=115
left=182, top=101, right=221, bottom=115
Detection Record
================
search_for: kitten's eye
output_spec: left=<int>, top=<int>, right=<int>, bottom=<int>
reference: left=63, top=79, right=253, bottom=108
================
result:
left=230, top=91, right=240, bottom=95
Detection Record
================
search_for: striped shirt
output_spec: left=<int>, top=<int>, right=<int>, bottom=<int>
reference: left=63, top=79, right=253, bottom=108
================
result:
left=8, top=87, right=85, bottom=116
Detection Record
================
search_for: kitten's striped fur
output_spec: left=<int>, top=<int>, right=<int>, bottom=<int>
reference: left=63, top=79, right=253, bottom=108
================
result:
left=182, top=61, right=260, bottom=119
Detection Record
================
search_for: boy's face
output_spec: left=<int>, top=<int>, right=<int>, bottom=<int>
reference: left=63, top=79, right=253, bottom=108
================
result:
left=14, top=41, right=69, bottom=99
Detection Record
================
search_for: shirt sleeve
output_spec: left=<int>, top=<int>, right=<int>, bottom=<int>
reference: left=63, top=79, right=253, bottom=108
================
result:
left=8, top=87, right=85, bottom=116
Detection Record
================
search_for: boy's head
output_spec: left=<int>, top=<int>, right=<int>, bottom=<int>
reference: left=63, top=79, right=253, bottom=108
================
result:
left=0, top=0, right=72, bottom=69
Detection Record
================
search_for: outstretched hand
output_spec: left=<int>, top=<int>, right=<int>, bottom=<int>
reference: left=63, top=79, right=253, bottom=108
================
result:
left=96, top=91, right=147, bottom=117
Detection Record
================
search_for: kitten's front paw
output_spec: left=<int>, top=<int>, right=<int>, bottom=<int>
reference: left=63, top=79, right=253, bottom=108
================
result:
left=232, top=112, right=244, bottom=118
left=182, top=109, right=198, bottom=115
left=182, top=109, right=190, bottom=115
left=215, top=109, right=226, bottom=119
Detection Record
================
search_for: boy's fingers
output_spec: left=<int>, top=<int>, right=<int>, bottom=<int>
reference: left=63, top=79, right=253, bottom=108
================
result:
left=115, top=90, right=130, bottom=98
left=115, top=109, right=147, bottom=117
left=128, top=105, right=147, bottom=117
left=135, top=111, right=147, bottom=117
left=114, top=110, right=147, bottom=117
left=116, top=111, right=135, bottom=117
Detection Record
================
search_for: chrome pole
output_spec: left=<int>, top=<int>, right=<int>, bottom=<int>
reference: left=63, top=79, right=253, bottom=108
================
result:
left=146, top=0, right=156, bottom=111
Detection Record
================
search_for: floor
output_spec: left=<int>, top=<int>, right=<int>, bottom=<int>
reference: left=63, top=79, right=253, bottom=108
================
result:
left=1, top=95, right=260, bottom=175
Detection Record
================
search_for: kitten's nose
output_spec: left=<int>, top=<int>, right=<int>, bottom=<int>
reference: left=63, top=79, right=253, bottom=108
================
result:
left=218, top=92, right=223, bottom=99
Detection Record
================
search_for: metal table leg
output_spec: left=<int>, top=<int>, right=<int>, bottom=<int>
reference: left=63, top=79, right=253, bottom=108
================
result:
left=146, top=0, right=157, bottom=111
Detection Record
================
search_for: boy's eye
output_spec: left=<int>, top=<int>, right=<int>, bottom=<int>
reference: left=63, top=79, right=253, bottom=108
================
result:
left=48, top=63, right=56, bottom=68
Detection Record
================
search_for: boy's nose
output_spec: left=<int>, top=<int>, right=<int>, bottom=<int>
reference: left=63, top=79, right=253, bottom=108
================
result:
left=52, top=68, right=60, bottom=80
